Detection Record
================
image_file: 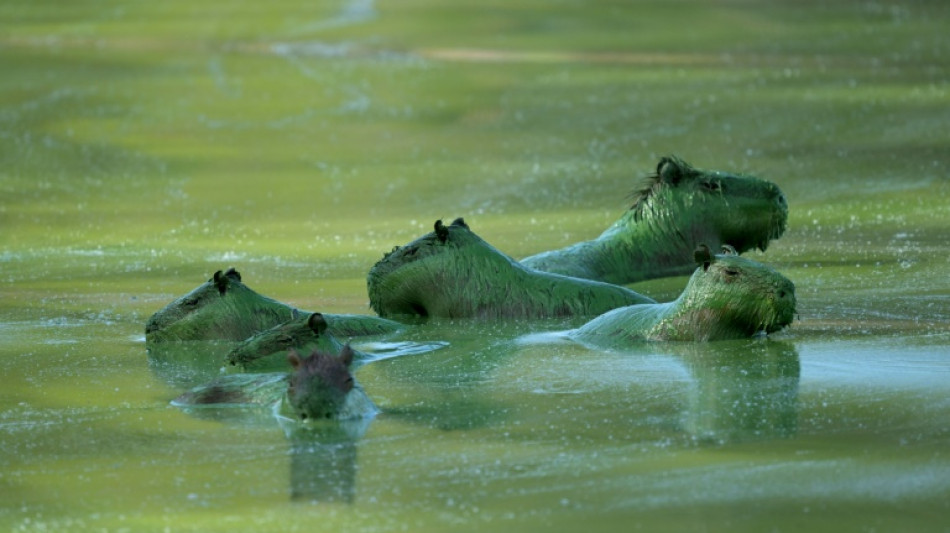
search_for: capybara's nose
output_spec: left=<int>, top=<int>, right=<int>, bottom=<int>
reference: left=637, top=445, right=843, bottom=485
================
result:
left=776, top=279, right=795, bottom=305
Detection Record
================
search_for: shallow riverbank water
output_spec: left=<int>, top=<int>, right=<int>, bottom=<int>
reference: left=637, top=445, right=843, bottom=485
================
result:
left=2, top=1, right=949, bottom=531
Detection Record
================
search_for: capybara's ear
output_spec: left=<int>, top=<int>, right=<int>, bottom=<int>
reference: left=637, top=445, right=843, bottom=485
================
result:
left=450, top=217, right=469, bottom=229
left=224, top=267, right=242, bottom=282
left=287, top=350, right=303, bottom=369
left=339, top=344, right=355, bottom=368
left=308, top=312, right=328, bottom=335
left=694, top=244, right=712, bottom=272
left=657, top=155, right=690, bottom=185
left=212, top=270, right=230, bottom=295
left=434, top=219, right=449, bottom=243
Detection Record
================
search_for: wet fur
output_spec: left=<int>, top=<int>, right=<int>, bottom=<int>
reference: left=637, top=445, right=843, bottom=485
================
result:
left=146, top=269, right=403, bottom=344
left=286, top=346, right=356, bottom=420
left=521, top=156, right=788, bottom=284
left=572, top=247, right=797, bottom=344
left=368, top=218, right=655, bottom=319
left=173, top=345, right=374, bottom=422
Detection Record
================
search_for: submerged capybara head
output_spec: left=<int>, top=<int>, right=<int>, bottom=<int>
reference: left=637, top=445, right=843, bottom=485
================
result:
left=366, top=218, right=474, bottom=317
left=145, top=268, right=242, bottom=334
left=679, top=245, right=796, bottom=338
left=631, top=156, right=788, bottom=253
left=286, top=346, right=356, bottom=421
left=145, top=268, right=296, bottom=343
left=227, top=312, right=344, bottom=371
left=373, top=218, right=471, bottom=269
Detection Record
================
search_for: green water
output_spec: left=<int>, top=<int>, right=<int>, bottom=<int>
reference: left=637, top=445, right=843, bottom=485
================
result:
left=2, top=1, right=949, bottom=531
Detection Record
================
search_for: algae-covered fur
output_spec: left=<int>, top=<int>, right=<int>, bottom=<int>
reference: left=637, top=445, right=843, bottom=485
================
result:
left=227, top=312, right=369, bottom=372
left=521, top=156, right=788, bottom=284
left=571, top=246, right=796, bottom=344
left=367, top=218, right=654, bottom=319
left=146, top=268, right=296, bottom=343
left=145, top=268, right=403, bottom=343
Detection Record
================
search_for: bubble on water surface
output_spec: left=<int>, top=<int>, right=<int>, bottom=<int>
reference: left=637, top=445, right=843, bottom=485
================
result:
left=205, top=251, right=246, bottom=263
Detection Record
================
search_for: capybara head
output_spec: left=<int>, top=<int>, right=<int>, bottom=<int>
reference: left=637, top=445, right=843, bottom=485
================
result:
left=367, top=218, right=473, bottom=317
left=286, top=346, right=356, bottom=421
left=377, top=218, right=470, bottom=267
left=632, top=156, right=787, bottom=254
left=145, top=268, right=296, bottom=342
left=227, top=312, right=341, bottom=370
left=680, top=245, right=796, bottom=338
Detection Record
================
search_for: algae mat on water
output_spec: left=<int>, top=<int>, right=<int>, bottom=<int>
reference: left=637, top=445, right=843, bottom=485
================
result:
left=1, top=1, right=949, bottom=532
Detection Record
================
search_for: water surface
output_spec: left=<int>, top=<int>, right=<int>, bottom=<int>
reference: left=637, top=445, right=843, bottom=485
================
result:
left=2, top=1, right=949, bottom=531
